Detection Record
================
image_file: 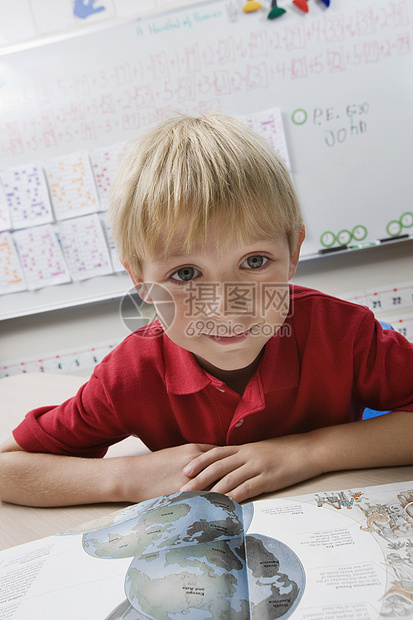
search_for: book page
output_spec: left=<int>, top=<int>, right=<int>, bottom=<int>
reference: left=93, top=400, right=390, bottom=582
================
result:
left=249, top=481, right=413, bottom=619
left=0, top=534, right=129, bottom=619
left=0, top=492, right=249, bottom=619
left=2, top=482, right=413, bottom=619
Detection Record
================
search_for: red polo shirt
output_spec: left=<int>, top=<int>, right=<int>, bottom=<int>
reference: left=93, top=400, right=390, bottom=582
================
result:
left=13, top=286, right=413, bottom=458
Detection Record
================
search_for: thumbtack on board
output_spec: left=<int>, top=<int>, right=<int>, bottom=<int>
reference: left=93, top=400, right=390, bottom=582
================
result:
left=293, top=0, right=309, bottom=12
left=268, top=0, right=286, bottom=19
left=242, top=0, right=263, bottom=12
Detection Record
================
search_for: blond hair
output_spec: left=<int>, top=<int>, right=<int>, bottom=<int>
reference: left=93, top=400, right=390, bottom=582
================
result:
left=108, top=112, right=304, bottom=275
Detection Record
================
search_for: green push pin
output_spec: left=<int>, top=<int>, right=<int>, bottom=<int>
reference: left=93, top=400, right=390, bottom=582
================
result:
left=268, top=0, right=286, bottom=19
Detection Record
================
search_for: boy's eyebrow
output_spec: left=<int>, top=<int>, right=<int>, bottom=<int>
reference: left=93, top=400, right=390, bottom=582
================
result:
left=156, top=252, right=190, bottom=262
left=151, top=252, right=195, bottom=267
left=152, top=237, right=283, bottom=265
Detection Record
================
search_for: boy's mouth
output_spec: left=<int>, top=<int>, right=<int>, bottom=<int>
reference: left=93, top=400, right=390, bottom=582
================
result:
left=201, top=325, right=256, bottom=344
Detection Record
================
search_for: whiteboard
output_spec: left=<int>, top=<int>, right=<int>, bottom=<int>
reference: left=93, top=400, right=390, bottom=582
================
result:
left=0, top=0, right=412, bottom=319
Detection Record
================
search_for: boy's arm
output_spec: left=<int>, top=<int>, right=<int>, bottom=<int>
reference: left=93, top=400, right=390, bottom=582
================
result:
left=0, top=437, right=215, bottom=507
left=180, top=410, right=413, bottom=503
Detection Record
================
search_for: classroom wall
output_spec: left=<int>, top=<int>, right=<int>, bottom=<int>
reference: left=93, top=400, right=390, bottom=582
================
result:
left=1, top=0, right=413, bottom=375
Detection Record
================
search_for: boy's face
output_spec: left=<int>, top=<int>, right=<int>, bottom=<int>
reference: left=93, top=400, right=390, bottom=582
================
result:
left=129, top=229, right=304, bottom=373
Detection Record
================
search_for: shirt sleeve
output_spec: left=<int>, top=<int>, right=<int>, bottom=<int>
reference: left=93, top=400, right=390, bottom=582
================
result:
left=12, top=370, right=130, bottom=458
left=353, top=312, right=413, bottom=413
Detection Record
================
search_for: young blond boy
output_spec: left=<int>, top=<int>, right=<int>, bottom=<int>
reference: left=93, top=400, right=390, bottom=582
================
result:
left=1, top=112, right=413, bottom=507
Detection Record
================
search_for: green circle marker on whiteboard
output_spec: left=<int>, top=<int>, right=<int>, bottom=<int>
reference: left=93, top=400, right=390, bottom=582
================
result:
left=337, top=229, right=352, bottom=245
left=400, top=212, right=413, bottom=228
left=386, top=220, right=402, bottom=236
left=320, top=231, right=336, bottom=247
left=351, top=225, right=367, bottom=241
left=292, top=109, right=308, bottom=125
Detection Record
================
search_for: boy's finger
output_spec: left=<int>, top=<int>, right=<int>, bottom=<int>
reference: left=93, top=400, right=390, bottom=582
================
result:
left=183, top=446, right=238, bottom=477
left=210, top=465, right=257, bottom=497
left=180, top=452, right=242, bottom=491
left=216, top=473, right=267, bottom=503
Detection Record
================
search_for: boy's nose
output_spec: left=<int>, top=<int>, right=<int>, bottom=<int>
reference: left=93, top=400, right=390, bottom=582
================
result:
left=203, top=282, right=256, bottom=318
left=212, top=285, right=227, bottom=318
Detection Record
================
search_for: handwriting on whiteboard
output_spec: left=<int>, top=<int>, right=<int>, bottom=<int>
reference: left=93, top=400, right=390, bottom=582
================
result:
left=0, top=0, right=409, bottom=162
left=291, top=101, right=370, bottom=148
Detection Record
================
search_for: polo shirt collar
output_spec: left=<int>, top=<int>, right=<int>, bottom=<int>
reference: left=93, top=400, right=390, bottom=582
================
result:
left=163, top=333, right=211, bottom=395
left=163, top=318, right=300, bottom=395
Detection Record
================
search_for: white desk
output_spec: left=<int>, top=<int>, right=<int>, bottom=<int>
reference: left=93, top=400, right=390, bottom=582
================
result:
left=1, top=373, right=413, bottom=551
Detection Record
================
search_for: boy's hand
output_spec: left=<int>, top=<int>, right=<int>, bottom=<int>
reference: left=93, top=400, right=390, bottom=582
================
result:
left=180, top=412, right=413, bottom=503
left=0, top=439, right=218, bottom=507
left=179, top=435, right=321, bottom=503
left=126, top=443, right=218, bottom=502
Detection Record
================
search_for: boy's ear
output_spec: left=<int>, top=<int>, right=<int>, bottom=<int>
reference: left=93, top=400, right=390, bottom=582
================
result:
left=288, top=228, right=305, bottom=279
left=122, top=262, right=154, bottom=305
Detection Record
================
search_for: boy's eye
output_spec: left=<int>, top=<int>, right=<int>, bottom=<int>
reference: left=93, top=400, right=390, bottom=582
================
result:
left=241, top=255, right=269, bottom=269
left=170, top=266, right=200, bottom=282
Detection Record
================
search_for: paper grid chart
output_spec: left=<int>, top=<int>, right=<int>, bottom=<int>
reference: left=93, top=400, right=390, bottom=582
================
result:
left=104, top=223, right=125, bottom=273
left=90, top=143, right=125, bottom=211
left=0, top=232, right=27, bottom=295
left=13, top=225, right=71, bottom=290
left=46, top=152, right=99, bottom=220
left=239, top=107, right=291, bottom=170
left=0, top=106, right=291, bottom=301
left=0, top=184, right=12, bottom=232
left=58, top=214, right=113, bottom=281
left=0, top=164, right=54, bottom=230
